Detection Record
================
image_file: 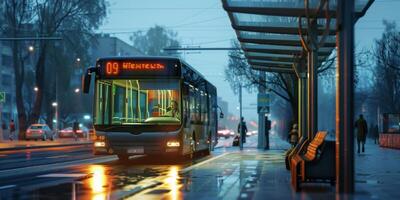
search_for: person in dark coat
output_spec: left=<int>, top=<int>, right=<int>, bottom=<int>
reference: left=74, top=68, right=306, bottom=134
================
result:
left=237, top=117, right=248, bottom=144
left=355, top=115, right=368, bottom=153
left=288, top=124, right=299, bottom=147
left=264, top=116, right=271, bottom=149
left=73, top=120, right=80, bottom=141
left=9, top=120, right=15, bottom=141
left=373, top=124, right=379, bottom=144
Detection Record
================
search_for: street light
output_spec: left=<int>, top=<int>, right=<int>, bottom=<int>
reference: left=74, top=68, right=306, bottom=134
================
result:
left=76, top=58, right=81, bottom=62
left=52, top=102, right=58, bottom=134
left=28, top=45, right=34, bottom=52
left=34, top=86, right=39, bottom=92
left=74, top=88, right=80, bottom=93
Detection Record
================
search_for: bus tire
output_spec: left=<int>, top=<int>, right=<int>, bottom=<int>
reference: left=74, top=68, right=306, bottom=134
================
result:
left=117, top=154, right=129, bottom=161
left=190, top=132, right=196, bottom=159
left=204, top=134, right=211, bottom=155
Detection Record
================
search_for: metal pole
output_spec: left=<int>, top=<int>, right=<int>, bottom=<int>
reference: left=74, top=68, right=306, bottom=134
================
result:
left=239, top=84, right=243, bottom=150
left=299, top=72, right=308, bottom=138
left=0, top=103, right=3, bottom=141
left=0, top=37, right=62, bottom=41
left=307, top=20, right=318, bottom=139
left=336, top=0, right=355, bottom=193
left=258, top=72, right=266, bottom=149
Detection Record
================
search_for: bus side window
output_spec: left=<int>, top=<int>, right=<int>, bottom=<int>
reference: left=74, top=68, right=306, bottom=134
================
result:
left=189, top=87, right=196, bottom=124
left=182, top=84, right=190, bottom=127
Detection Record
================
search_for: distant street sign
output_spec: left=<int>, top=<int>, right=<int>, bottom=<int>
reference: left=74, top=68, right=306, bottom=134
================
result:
left=0, top=92, right=5, bottom=103
left=257, top=93, right=270, bottom=114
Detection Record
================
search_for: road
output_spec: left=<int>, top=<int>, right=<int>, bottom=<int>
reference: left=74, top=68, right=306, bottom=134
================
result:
left=0, top=135, right=287, bottom=199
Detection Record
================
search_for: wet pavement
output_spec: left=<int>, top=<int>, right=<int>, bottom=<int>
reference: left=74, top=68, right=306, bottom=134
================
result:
left=0, top=138, right=92, bottom=151
left=0, top=136, right=399, bottom=199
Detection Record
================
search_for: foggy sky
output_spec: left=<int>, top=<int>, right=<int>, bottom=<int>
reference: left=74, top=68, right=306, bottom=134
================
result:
left=98, top=0, right=400, bottom=122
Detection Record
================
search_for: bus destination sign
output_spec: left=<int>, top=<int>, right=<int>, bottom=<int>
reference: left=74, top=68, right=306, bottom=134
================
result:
left=104, top=61, right=166, bottom=76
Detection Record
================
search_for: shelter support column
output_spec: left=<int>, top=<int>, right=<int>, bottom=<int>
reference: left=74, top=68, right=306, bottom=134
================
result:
left=258, top=71, right=267, bottom=149
left=298, top=72, right=307, bottom=138
left=307, top=20, right=318, bottom=139
left=336, top=0, right=355, bottom=193
left=293, top=61, right=307, bottom=139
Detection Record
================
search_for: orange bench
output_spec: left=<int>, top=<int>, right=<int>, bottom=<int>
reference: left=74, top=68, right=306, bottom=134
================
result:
left=290, top=131, right=335, bottom=191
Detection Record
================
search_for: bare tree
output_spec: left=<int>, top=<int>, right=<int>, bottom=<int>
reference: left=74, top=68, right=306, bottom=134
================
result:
left=1, top=0, right=107, bottom=137
left=224, top=40, right=336, bottom=122
left=373, top=20, right=400, bottom=113
left=130, top=25, right=180, bottom=56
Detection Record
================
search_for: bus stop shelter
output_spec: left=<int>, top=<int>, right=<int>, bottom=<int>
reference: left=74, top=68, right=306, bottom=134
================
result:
left=222, top=0, right=374, bottom=193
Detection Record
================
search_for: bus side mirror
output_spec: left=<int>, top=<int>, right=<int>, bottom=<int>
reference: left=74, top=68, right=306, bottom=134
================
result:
left=219, top=112, right=224, bottom=119
left=82, top=72, right=91, bottom=94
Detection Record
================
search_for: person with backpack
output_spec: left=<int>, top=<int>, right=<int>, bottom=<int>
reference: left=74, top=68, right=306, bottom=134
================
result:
left=73, top=120, right=80, bottom=141
left=9, top=120, right=15, bottom=141
left=355, top=115, right=368, bottom=153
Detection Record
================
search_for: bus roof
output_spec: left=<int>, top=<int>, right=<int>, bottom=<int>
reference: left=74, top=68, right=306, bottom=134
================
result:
left=96, top=56, right=208, bottom=81
left=96, top=56, right=180, bottom=62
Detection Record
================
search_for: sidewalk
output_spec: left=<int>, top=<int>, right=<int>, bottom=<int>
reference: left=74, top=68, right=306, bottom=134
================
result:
left=188, top=138, right=400, bottom=199
left=215, top=134, right=291, bottom=150
left=0, top=138, right=92, bottom=151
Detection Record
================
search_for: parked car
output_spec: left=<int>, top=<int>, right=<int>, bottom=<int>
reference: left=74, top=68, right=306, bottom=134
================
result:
left=247, top=130, right=258, bottom=136
left=26, top=124, right=53, bottom=141
left=218, top=129, right=231, bottom=139
left=59, top=126, right=89, bottom=138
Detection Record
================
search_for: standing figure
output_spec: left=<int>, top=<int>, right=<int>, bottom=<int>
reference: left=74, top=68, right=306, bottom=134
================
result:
left=9, top=120, right=15, bottom=141
left=288, top=124, right=299, bottom=147
left=237, top=117, right=248, bottom=144
left=73, top=120, right=80, bottom=141
left=355, top=115, right=368, bottom=153
left=373, top=124, right=379, bottom=144
left=264, top=116, right=271, bottom=150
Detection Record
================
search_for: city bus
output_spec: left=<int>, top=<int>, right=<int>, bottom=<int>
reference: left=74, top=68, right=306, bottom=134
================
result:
left=82, top=57, right=221, bottom=160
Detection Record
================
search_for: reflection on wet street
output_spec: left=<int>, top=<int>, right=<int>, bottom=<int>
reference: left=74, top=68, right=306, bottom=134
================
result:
left=88, top=165, right=108, bottom=200
left=0, top=137, right=292, bottom=200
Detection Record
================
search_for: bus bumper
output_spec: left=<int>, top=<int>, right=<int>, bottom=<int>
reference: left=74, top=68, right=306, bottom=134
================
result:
left=104, top=131, right=182, bottom=156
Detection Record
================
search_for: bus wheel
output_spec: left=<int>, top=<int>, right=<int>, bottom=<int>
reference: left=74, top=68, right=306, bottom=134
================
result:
left=190, top=132, right=196, bottom=159
left=204, top=139, right=211, bottom=156
left=117, top=154, right=129, bottom=161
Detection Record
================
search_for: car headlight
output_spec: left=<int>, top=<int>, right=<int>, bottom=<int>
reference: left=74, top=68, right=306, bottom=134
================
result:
left=167, top=141, right=180, bottom=147
left=94, top=141, right=106, bottom=147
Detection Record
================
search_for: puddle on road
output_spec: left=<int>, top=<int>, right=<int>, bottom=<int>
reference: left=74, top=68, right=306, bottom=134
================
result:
left=1, top=158, right=187, bottom=200
left=1, top=153, right=284, bottom=199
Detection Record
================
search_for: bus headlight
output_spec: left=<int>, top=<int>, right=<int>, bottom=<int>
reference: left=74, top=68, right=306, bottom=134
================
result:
left=167, top=141, right=180, bottom=147
left=94, top=141, right=106, bottom=147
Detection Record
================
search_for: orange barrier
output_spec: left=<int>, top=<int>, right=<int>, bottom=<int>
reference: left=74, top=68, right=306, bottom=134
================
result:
left=379, top=133, right=400, bottom=149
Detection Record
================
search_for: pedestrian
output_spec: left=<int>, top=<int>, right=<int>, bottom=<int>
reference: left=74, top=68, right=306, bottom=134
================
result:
left=373, top=124, right=379, bottom=144
left=2, top=122, right=6, bottom=130
left=9, top=119, right=15, bottom=141
left=288, top=124, right=299, bottom=147
left=265, top=116, right=271, bottom=149
left=73, top=120, right=80, bottom=141
left=237, top=117, right=248, bottom=144
left=355, top=114, right=368, bottom=153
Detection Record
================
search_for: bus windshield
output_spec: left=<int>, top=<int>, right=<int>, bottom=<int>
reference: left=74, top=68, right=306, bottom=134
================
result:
left=94, top=79, right=181, bottom=125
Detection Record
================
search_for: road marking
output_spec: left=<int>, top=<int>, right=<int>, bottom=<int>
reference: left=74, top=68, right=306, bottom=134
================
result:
left=0, top=184, right=16, bottom=190
left=37, top=173, right=88, bottom=178
left=46, top=155, right=69, bottom=159
left=180, top=153, right=229, bottom=173
left=0, top=156, right=116, bottom=179
left=118, top=180, right=162, bottom=199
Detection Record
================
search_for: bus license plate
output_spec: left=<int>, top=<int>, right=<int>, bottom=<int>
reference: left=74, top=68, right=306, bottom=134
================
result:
left=127, top=147, right=144, bottom=154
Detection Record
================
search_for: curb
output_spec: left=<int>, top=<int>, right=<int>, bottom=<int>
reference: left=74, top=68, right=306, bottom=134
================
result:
left=0, top=155, right=115, bottom=179
left=0, top=141, right=92, bottom=152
